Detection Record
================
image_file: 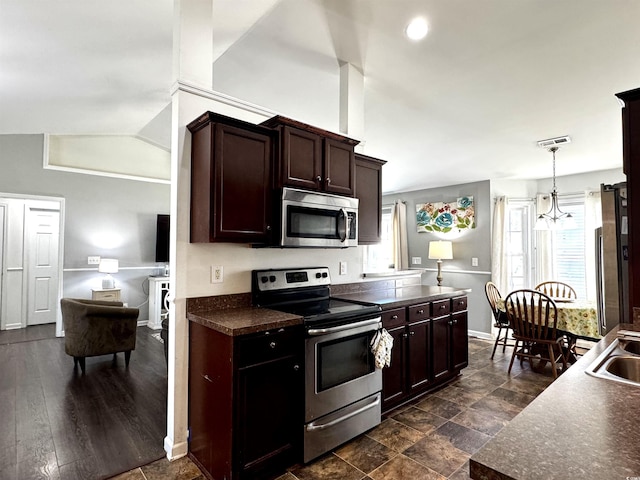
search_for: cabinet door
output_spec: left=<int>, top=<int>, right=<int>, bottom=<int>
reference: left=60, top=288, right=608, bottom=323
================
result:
left=214, top=124, right=273, bottom=242
left=381, top=324, right=406, bottom=409
left=451, top=312, right=469, bottom=371
left=407, top=319, right=431, bottom=393
left=431, top=315, right=451, bottom=382
left=323, top=138, right=355, bottom=196
left=236, top=355, right=302, bottom=479
left=281, top=126, right=323, bottom=190
left=190, top=118, right=274, bottom=243
left=355, top=154, right=385, bottom=245
left=188, top=322, right=233, bottom=480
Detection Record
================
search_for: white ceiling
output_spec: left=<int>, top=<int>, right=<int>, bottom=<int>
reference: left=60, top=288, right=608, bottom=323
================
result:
left=2, top=0, right=639, bottom=193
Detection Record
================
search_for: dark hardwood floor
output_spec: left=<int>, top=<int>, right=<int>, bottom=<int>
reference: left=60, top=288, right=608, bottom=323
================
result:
left=0, top=325, right=168, bottom=480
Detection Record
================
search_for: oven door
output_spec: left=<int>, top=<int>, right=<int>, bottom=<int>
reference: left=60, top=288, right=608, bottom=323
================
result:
left=305, top=316, right=382, bottom=422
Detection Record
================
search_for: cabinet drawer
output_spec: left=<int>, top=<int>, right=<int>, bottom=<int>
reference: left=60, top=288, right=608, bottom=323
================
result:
left=452, top=296, right=468, bottom=312
left=408, top=303, right=430, bottom=322
left=432, top=299, right=450, bottom=317
left=382, top=308, right=406, bottom=328
left=92, top=289, right=121, bottom=302
left=236, top=327, right=301, bottom=368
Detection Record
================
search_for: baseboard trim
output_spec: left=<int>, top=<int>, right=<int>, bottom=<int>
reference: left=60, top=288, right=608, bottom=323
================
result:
left=468, top=329, right=493, bottom=341
left=164, top=436, right=188, bottom=461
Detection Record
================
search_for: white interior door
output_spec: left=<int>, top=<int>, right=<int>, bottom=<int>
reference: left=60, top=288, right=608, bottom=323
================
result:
left=27, top=208, right=60, bottom=326
left=0, top=205, right=4, bottom=326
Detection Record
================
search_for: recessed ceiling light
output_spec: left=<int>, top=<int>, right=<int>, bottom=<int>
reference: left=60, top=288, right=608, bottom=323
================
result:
left=405, top=17, right=429, bottom=41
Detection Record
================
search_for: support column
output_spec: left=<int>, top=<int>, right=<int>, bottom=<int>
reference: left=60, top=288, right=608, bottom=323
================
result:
left=339, top=62, right=365, bottom=148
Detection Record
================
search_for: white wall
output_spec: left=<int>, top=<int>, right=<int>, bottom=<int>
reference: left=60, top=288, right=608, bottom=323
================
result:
left=536, top=167, right=625, bottom=193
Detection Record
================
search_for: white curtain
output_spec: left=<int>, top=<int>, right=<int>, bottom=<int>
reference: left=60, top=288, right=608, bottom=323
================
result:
left=536, top=193, right=553, bottom=284
left=392, top=200, right=409, bottom=270
left=491, top=196, right=508, bottom=294
left=584, top=190, right=602, bottom=300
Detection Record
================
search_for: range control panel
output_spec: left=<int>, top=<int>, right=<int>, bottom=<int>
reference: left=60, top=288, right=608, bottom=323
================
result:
left=252, top=267, right=330, bottom=292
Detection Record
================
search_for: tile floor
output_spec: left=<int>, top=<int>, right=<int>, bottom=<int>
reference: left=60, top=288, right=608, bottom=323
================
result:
left=111, top=337, right=560, bottom=480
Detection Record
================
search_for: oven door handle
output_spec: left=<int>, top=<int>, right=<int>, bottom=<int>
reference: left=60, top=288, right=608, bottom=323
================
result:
left=338, top=208, right=347, bottom=242
left=307, top=317, right=381, bottom=336
left=306, top=394, right=380, bottom=432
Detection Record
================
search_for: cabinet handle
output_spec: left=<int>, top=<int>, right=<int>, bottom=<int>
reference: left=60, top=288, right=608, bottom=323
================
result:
left=402, top=333, right=408, bottom=338
left=409, top=331, right=415, bottom=336
left=269, top=341, right=277, bottom=349
left=326, top=177, right=331, bottom=185
left=391, top=315, right=398, bottom=320
left=448, top=320, right=453, bottom=326
left=202, top=374, right=213, bottom=383
left=315, top=175, right=322, bottom=183
left=293, top=364, right=300, bottom=371
left=417, top=309, right=424, bottom=314
left=266, top=225, right=272, bottom=231
left=453, top=319, right=458, bottom=324
left=440, top=305, right=446, bottom=310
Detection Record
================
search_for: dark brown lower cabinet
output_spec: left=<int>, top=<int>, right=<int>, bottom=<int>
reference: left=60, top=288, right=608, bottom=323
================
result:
left=381, top=296, right=468, bottom=412
left=188, top=321, right=303, bottom=480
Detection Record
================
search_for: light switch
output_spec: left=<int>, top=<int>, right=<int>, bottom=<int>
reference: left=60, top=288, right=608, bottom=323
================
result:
left=412, top=256, right=422, bottom=265
left=471, top=257, right=479, bottom=267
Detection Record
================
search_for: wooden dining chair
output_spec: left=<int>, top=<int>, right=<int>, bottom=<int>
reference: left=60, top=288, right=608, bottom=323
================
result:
left=504, top=289, right=568, bottom=379
left=535, top=281, right=577, bottom=300
left=485, top=282, right=513, bottom=359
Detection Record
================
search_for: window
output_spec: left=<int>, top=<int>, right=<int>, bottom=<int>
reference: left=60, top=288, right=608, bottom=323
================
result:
left=364, top=206, right=394, bottom=272
left=505, top=201, right=534, bottom=291
left=550, top=197, right=587, bottom=298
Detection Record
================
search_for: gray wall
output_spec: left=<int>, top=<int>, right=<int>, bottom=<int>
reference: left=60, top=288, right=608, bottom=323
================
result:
left=0, top=134, right=171, bottom=320
left=383, top=180, right=493, bottom=336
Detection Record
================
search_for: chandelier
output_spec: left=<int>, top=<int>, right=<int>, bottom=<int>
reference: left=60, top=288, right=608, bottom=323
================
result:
left=534, top=146, right=576, bottom=230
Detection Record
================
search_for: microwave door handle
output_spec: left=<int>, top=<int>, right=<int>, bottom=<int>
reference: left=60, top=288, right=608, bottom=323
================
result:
left=338, top=208, right=347, bottom=242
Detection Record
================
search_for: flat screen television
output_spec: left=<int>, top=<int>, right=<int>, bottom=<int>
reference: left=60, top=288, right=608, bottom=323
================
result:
left=155, top=214, right=170, bottom=263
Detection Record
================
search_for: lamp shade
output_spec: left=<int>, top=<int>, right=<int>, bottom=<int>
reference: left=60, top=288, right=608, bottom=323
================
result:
left=428, top=241, right=453, bottom=260
left=98, top=258, right=119, bottom=274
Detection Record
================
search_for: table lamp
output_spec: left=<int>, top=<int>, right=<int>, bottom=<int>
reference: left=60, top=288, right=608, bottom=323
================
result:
left=98, top=258, right=119, bottom=289
left=428, top=241, right=453, bottom=286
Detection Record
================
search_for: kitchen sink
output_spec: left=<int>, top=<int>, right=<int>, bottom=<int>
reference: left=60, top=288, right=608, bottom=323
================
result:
left=585, top=331, right=640, bottom=387
left=604, top=357, right=640, bottom=382
left=620, top=339, right=640, bottom=355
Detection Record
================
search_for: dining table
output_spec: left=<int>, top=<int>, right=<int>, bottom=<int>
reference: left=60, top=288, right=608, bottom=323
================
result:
left=496, top=297, right=601, bottom=340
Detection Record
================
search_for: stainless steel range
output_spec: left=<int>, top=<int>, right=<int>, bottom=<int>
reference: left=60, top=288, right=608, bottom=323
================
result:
left=252, top=267, right=382, bottom=462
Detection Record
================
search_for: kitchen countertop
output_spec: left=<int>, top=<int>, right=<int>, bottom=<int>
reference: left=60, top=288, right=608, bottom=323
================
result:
left=187, top=307, right=303, bottom=336
left=470, top=323, right=640, bottom=480
left=333, top=285, right=471, bottom=310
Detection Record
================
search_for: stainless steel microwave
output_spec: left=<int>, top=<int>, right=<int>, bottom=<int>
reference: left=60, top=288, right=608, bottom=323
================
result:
left=280, top=187, right=358, bottom=248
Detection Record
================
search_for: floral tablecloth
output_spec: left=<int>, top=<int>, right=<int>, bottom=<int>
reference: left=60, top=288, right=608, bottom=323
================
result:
left=497, top=299, right=600, bottom=340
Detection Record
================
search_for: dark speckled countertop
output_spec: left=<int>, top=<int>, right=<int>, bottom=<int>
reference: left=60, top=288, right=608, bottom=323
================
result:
left=333, top=285, right=471, bottom=310
left=470, top=323, right=640, bottom=480
left=187, top=307, right=303, bottom=336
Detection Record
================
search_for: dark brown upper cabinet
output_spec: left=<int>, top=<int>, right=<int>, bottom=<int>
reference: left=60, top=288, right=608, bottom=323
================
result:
left=355, top=153, right=386, bottom=244
left=187, top=112, right=275, bottom=244
left=262, top=116, right=359, bottom=196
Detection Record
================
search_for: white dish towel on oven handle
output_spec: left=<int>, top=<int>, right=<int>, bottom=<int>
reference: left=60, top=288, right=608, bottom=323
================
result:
left=370, top=328, right=394, bottom=369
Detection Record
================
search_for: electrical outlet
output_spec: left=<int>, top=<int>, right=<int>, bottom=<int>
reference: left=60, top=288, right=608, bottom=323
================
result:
left=88, top=256, right=100, bottom=265
left=211, top=265, right=224, bottom=283
left=471, top=257, right=479, bottom=267
left=339, top=261, right=347, bottom=275
left=411, top=256, right=422, bottom=265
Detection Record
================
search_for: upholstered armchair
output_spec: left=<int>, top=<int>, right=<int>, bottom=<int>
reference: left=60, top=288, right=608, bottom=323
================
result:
left=60, top=298, right=139, bottom=373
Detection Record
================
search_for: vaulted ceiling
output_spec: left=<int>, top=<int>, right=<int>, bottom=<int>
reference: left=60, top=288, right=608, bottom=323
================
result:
left=2, top=0, right=639, bottom=193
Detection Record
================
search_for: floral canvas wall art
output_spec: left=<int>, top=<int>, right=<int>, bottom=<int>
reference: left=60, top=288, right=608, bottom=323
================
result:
left=416, top=197, right=475, bottom=233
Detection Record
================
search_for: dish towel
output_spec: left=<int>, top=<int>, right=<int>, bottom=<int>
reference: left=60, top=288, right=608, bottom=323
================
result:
left=370, top=328, right=394, bottom=369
